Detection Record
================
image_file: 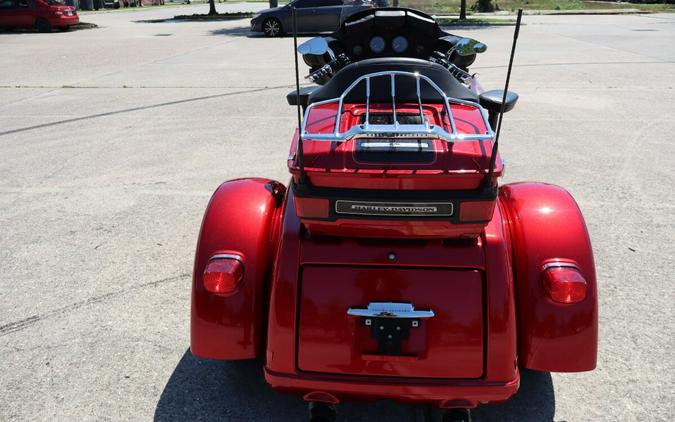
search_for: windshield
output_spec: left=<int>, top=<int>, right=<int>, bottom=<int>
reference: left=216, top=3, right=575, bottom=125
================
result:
left=43, top=0, right=65, bottom=5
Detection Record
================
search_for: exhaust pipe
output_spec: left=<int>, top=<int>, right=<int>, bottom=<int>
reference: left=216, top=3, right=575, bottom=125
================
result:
left=308, top=402, right=337, bottom=422
left=442, top=408, right=472, bottom=422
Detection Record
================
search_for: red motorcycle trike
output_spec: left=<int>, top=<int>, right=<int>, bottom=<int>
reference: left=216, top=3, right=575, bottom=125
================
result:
left=190, top=8, right=597, bottom=421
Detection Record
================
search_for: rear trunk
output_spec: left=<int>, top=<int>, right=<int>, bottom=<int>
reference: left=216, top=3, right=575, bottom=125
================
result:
left=298, top=265, right=484, bottom=379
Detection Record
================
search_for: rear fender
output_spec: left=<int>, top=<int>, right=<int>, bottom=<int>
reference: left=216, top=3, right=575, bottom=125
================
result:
left=191, top=178, right=286, bottom=360
left=499, top=182, right=598, bottom=372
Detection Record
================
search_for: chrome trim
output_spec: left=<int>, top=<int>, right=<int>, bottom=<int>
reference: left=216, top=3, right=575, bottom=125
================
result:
left=300, top=71, right=495, bottom=145
left=347, top=302, right=435, bottom=319
left=359, top=141, right=430, bottom=148
left=209, top=253, right=243, bottom=262
left=335, top=200, right=453, bottom=217
left=542, top=262, right=579, bottom=271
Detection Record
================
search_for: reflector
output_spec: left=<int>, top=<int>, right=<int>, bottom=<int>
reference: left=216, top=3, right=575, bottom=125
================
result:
left=459, top=200, right=495, bottom=222
left=295, top=197, right=329, bottom=218
left=203, top=258, right=244, bottom=296
left=542, top=265, right=587, bottom=304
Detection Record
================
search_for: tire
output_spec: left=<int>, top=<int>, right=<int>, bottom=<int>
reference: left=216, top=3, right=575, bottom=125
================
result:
left=262, top=18, right=282, bottom=37
left=35, top=18, right=52, bottom=33
left=442, top=409, right=471, bottom=422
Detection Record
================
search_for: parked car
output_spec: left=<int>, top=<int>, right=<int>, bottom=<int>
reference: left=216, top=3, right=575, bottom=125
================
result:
left=102, top=0, right=120, bottom=8
left=250, top=0, right=374, bottom=37
left=0, top=0, right=78, bottom=32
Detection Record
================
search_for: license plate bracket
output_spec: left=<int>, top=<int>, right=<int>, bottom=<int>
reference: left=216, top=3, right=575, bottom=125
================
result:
left=360, top=316, right=422, bottom=356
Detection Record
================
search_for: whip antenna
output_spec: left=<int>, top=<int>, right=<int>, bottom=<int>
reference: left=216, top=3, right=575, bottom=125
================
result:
left=292, top=7, right=307, bottom=185
left=485, top=9, right=523, bottom=188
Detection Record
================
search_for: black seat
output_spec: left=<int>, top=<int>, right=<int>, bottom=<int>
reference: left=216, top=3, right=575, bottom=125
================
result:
left=307, top=58, right=478, bottom=105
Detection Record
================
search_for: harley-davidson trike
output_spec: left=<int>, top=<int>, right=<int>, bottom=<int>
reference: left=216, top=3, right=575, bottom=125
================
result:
left=190, top=8, right=597, bottom=422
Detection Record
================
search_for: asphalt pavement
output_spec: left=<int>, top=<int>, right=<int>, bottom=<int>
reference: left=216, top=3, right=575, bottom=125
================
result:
left=0, top=4, right=674, bottom=421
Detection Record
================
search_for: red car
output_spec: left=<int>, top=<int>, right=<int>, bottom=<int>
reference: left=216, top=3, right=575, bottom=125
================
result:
left=191, top=8, right=597, bottom=421
left=0, top=0, right=78, bottom=32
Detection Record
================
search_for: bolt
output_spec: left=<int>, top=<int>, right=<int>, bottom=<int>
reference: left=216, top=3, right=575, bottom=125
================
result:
left=387, top=252, right=396, bottom=261
left=396, top=326, right=401, bottom=331
left=388, top=334, right=392, bottom=339
left=380, top=326, right=384, bottom=330
left=365, top=319, right=372, bottom=326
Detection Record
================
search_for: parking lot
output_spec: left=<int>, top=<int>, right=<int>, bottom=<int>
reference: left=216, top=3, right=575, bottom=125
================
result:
left=1, top=4, right=674, bottom=421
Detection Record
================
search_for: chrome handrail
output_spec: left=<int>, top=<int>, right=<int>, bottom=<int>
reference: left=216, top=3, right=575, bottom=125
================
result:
left=300, top=70, right=495, bottom=144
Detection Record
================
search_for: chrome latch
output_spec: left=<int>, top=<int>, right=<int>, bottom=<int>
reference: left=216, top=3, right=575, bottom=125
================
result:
left=347, top=302, right=434, bottom=355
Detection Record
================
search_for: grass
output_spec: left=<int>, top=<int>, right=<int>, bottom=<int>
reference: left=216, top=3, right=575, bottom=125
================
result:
left=399, top=0, right=674, bottom=13
left=173, top=11, right=255, bottom=19
left=436, top=16, right=517, bottom=24
left=77, top=3, right=197, bottom=14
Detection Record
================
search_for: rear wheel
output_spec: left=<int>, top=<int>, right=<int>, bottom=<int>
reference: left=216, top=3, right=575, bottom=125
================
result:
left=35, top=18, right=52, bottom=33
left=262, top=18, right=282, bottom=37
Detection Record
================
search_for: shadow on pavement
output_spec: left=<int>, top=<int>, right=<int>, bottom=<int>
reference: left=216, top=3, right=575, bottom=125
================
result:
left=210, top=25, right=259, bottom=38
left=155, top=349, right=555, bottom=422
left=208, top=25, right=328, bottom=38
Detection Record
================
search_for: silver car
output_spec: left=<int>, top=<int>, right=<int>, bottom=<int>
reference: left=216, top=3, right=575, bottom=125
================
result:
left=250, top=0, right=375, bottom=37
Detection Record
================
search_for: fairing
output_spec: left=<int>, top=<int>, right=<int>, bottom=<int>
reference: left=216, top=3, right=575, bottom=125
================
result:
left=190, top=178, right=285, bottom=360
left=500, top=183, right=598, bottom=372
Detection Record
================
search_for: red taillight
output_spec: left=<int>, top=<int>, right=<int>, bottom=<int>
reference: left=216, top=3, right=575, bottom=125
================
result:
left=542, top=265, right=587, bottom=304
left=459, top=200, right=495, bottom=222
left=203, top=257, right=244, bottom=296
left=295, top=197, right=329, bottom=219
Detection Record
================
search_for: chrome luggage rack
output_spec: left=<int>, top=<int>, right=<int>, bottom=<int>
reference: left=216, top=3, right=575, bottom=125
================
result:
left=300, top=70, right=495, bottom=144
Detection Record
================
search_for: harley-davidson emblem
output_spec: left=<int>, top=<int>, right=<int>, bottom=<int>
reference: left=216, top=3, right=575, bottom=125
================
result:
left=335, top=200, right=453, bottom=217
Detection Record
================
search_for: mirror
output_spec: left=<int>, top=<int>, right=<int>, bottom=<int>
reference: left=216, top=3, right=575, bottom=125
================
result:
left=453, top=38, right=487, bottom=56
left=297, top=38, right=330, bottom=56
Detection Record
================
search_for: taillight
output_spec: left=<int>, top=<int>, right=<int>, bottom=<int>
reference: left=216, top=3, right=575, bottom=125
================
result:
left=459, top=200, right=495, bottom=222
left=295, top=197, right=329, bottom=219
left=203, top=256, right=244, bottom=296
left=542, top=263, right=587, bottom=304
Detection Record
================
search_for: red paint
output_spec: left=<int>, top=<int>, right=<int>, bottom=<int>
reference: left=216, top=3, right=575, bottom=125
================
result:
left=459, top=200, right=496, bottom=222
left=294, top=197, right=329, bottom=219
left=262, top=191, right=521, bottom=407
left=192, top=179, right=597, bottom=405
left=0, top=0, right=78, bottom=31
left=289, top=102, right=501, bottom=239
left=190, top=178, right=285, bottom=360
left=297, top=216, right=491, bottom=239
left=288, top=103, right=503, bottom=191
left=499, top=183, right=598, bottom=372
left=298, top=266, right=484, bottom=378
left=192, top=84, right=597, bottom=410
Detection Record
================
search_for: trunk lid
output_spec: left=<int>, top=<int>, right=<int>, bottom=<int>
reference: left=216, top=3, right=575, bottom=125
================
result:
left=298, top=265, right=484, bottom=379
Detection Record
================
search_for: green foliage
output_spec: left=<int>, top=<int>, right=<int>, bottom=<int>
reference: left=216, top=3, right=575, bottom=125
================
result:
left=471, top=0, right=495, bottom=12
left=399, top=0, right=674, bottom=13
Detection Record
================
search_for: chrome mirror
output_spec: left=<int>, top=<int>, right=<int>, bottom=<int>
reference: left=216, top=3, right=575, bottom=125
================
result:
left=297, top=37, right=330, bottom=56
left=453, top=38, right=487, bottom=56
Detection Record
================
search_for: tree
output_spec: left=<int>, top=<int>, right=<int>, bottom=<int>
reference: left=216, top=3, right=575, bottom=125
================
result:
left=208, top=0, right=217, bottom=16
left=460, top=0, right=467, bottom=19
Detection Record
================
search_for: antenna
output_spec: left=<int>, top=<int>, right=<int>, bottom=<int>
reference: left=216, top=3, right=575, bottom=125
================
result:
left=485, top=9, right=523, bottom=189
left=292, top=7, right=307, bottom=185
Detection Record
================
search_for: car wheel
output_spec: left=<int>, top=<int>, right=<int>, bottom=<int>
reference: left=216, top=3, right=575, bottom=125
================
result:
left=262, top=18, right=282, bottom=37
left=35, top=18, right=52, bottom=33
